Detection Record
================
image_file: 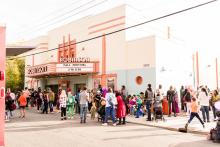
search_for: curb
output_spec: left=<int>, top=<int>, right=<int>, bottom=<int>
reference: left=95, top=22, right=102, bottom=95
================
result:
left=127, top=121, right=209, bottom=135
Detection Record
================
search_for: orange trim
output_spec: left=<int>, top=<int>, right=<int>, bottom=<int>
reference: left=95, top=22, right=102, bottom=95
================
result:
left=89, top=22, right=125, bottom=35
left=88, top=16, right=125, bottom=29
left=216, top=58, right=219, bottom=89
left=32, top=55, right=35, bottom=66
left=101, top=34, right=106, bottom=87
left=196, top=51, right=200, bottom=87
left=192, top=54, right=195, bottom=88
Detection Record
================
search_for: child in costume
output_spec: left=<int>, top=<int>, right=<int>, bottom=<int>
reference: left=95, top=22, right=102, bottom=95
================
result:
left=90, top=102, right=97, bottom=120
left=67, top=89, right=75, bottom=119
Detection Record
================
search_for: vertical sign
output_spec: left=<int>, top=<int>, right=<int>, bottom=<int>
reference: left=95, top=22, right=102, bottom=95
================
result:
left=0, top=25, right=6, bottom=147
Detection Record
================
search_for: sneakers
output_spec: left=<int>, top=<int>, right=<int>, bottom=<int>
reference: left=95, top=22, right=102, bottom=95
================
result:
left=102, top=123, right=108, bottom=126
left=113, top=123, right=117, bottom=126
left=202, top=124, right=205, bottom=128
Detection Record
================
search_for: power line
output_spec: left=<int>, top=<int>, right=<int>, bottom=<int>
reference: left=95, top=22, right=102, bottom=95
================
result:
left=8, top=0, right=218, bottom=61
left=17, top=0, right=107, bottom=37
left=17, top=0, right=96, bottom=35
left=16, top=0, right=83, bottom=33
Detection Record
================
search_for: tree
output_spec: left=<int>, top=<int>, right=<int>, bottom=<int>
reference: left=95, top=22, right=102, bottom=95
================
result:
left=6, top=58, right=25, bottom=92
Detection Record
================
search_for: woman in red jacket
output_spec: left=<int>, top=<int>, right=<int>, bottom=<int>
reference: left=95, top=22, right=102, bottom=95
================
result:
left=116, top=91, right=126, bottom=125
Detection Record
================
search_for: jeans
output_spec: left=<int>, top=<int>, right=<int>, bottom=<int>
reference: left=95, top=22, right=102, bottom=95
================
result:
left=136, top=105, right=142, bottom=118
left=42, top=103, right=48, bottom=114
left=188, top=112, right=204, bottom=125
left=201, top=106, right=210, bottom=122
left=212, top=105, right=217, bottom=119
left=80, top=104, right=88, bottom=121
left=49, top=101, right=54, bottom=112
left=168, top=101, right=176, bottom=116
left=146, top=100, right=152, bottom=120
left=104, top=106, right=116, bottom=123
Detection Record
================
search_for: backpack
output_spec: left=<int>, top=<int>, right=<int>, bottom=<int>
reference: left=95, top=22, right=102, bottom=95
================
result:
left=146, top=90, right=154, bottom=101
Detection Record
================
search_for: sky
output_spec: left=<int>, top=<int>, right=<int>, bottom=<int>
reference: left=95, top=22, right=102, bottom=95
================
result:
left=1, top=0, right=220, bottom=88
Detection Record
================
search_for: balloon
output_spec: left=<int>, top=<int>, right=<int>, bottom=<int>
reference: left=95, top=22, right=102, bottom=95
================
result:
left=214, top=101, right=220, bottom=110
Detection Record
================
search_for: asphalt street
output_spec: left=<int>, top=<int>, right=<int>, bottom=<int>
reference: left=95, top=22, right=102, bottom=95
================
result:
left=5, top=110, right=219, bottom=147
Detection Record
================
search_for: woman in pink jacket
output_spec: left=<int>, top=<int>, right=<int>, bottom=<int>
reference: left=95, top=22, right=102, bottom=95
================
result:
left=116, top=91, right=126, bottom=125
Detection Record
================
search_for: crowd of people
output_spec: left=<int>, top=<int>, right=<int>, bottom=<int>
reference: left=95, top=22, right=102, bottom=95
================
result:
left=4, top=84, right=220, bottom=127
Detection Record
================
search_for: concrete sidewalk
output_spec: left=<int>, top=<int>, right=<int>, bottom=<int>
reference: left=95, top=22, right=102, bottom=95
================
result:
left=126, top=114, right=217, bottom=135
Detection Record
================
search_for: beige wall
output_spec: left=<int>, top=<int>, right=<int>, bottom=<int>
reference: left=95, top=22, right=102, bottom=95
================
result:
left=126, top=36, right=156, bottom=69
left=47, top=5, right=126, bottom=72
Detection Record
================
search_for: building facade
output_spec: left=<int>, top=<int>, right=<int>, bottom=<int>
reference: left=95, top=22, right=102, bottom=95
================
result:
left=21, top=5, right=192, bottom=94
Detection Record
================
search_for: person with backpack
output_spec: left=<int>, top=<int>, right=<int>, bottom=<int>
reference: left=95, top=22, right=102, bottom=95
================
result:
left=102, top=87, right=117, bottom=126
left=145, top=84, right=154, bottom=121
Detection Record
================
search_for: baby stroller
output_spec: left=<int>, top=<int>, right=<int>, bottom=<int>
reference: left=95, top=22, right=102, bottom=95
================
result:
left=97, top=100, right=106, bottom=122
left=152, top=96, right=165, bottom=122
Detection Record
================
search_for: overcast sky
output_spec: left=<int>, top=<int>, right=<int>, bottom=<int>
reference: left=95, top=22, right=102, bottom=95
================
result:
left=0, top=0, right=220, bottom=57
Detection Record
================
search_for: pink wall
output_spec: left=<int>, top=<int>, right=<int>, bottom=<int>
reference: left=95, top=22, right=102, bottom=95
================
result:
left=0, top=26, right=6, bottom=147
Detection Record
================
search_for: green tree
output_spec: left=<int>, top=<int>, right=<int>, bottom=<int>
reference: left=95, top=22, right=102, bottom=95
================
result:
left=6, top=58, right=25, bottom=92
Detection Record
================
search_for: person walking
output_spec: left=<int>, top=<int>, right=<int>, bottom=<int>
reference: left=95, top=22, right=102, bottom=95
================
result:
left=211, top=90, right=220, bottom=121
left=116, top=92, right=126, bottom=125
left=48, top=88, right=55, bottom=113
left=79, top=87, right=90, bottom=123
left=145, top=84, right=154, bottom=121
left=185, top=97, right=205, bottom=129
left=198, top=88, right=210, bottom=123
left=60, top=90, right=67, bottom=120
left=18, top=91, right=27, bottom=118
left=102, top=87, right=117, bottom=126
left=167, top=86, right=176, bottom=117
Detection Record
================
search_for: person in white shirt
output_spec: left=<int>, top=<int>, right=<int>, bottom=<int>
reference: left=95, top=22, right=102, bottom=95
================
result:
left=198, top=88, right=210, bottom=122
left=102, top=87, right=117, bottom=126
left=59, top=90, right=67, bottom=120
left=79, top=87, right=90, bottom=123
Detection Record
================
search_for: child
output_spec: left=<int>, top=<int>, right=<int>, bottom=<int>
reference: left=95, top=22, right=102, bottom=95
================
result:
left=67, top=90, right=75, bottom=119
left=60, top=90, right=67, bottom=120
left=129, top=96, right=136, bottom=115
left=90, top=102, right=96, bottom=120
left=185, top=97, right=205, bottom=129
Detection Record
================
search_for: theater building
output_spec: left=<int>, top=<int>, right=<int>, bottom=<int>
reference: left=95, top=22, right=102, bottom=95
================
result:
left=21, top=5, right=192, bottom=94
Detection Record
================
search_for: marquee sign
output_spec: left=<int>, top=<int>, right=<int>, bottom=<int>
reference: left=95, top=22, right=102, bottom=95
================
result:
left=56, top=63, right=94, bottom=73
left=60, top=57, right=90, bottom=63
left=27, top=65, right=48, bottom=75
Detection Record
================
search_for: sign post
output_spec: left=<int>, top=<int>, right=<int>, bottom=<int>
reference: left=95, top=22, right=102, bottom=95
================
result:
left=0, top=25, right=6, bottom=147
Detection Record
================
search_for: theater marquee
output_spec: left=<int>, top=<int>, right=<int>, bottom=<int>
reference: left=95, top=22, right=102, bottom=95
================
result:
left=56, top=63, right=94, bottom=73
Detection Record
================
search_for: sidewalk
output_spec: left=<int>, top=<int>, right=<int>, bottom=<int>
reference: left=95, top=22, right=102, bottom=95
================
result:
left=126, top=114, right=217, bottom=135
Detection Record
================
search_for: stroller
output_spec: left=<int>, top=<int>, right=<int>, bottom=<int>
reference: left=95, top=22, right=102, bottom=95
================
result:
left=152, top=95, right=165, bottom=122
left=97, top=100, right=106, bottom=122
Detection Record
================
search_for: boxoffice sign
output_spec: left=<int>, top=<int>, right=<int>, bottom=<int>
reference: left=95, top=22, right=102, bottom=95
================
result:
left=56, top=63, right=94, bottom=73
left=27, top=65, right=48, bottom=75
